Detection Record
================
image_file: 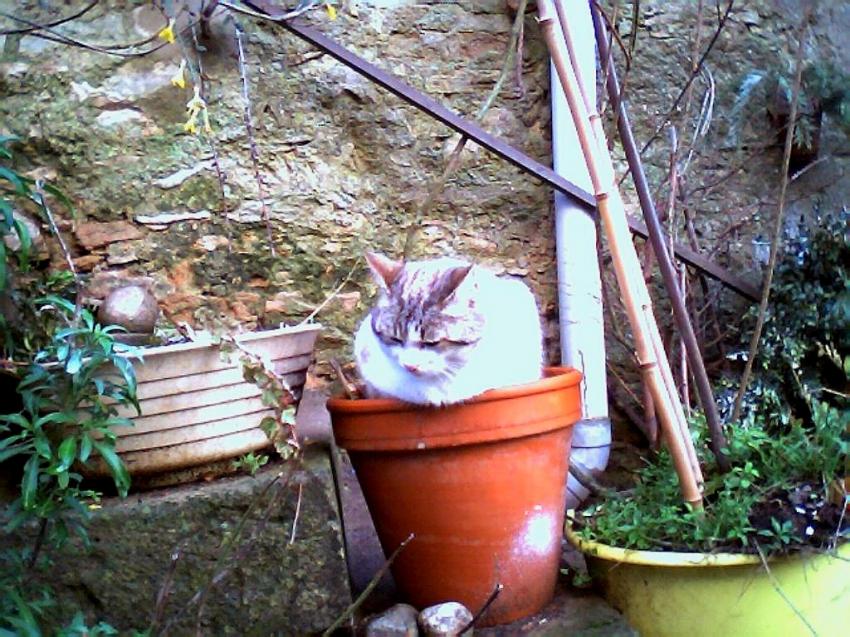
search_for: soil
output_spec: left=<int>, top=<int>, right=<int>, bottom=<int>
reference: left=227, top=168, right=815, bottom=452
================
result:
left=748, top=483, right=847, bottom=555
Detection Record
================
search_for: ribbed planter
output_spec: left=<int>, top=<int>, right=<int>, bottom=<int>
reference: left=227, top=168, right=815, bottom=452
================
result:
left=328, top=367, right=583, bottom=626
left=84, top=324, right=321, bottom=479
left=566, top=522, right=850, bottom=637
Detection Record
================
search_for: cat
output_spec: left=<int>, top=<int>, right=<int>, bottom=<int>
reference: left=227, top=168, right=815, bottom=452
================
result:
left=354, top=252, right=543, bottom=406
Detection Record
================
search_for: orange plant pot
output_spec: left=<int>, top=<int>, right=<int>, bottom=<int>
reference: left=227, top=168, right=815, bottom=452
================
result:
left=328, top=367, right=582, bottom=626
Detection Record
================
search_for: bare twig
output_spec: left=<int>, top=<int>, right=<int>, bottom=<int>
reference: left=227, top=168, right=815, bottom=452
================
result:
left=0, top=8, right=171, bottom=57
left=184, top=25, right=234, bottom=252
left=148, top=547, right=182, bottom=634
left=34, top=180, right=77, bottom=281
left=330, top=358, right=362, bottom=400
left=731, top=7, right=812, bottom=423
left=218, top=0, right=321, bottom=22
left=159, top=466, right=296, bottom=635
left=298, top=266, right=357, bottom=326
left=0, top=0, right=98, bottom=36
left=289, top=482, right=303, bottom=545
left=321, top=533, right=415, bottom=637
left=753, top=542, right=818, bottom=636
left=639, top=0, right=735, bottom=155
left=233, top=22, right=276, bottom=257
left=458, top=582, right=504, bottom=634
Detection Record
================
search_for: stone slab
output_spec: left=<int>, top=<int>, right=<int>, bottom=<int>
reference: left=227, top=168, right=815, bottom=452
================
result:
left=1, top=448, right=351, bottom=636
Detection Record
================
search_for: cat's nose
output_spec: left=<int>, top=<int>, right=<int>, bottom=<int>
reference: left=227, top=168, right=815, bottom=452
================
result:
left=402, top=363, right=421, bottom=374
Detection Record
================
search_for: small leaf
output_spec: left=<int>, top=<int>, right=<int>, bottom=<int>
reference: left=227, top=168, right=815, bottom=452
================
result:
left=21, top=456, right=40, bottom=510
left=79, top=434, right=93, bottom=462
left=65, top=349, right=83, bottom=375
left=0, top=165, right=26, bottom=193
left=57, top=436, right=77, bottom=470
left=0, top=241, right=6, bottom=291
left=40, top=181, right=75, bottom=217
left=33, top=435, right=51, bottom=459
left=12, top=215, right=31, bottom=269
left=91, top=439, right=130, bottom=497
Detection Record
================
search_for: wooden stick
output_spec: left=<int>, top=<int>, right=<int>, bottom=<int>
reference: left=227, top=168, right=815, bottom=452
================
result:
left=552, top=0, right=703, bottom=488
left=539, top=0, right=703, bottom=508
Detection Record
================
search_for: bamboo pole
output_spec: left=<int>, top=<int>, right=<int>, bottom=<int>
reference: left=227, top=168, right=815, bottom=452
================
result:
left=551, top=0, right=703, bottom=488
left=589, top=2, right=730, bottom=472
left=538, top=0, right=703, bottom=508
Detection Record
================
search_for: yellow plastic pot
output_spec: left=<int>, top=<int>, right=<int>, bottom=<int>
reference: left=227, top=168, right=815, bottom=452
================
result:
left=566, top=522, right=850, bottom=637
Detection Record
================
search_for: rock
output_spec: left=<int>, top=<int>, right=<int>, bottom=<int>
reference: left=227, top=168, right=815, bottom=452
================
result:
left=72, top=254, right=103, bottom=272
left=98, top=284, right=159, bottom=333
left=159, top=291, right=202, bottom=325
left=75, top=221, right=143, bottom=251
left=418, top=602, right=473, bottom=637
left=153, top=162, right=214, bottom=189
left=194, top=235, right=230, bottom=252
left=366, top=603, right=420, bottom=637
left=95, top=109, right=145, bottom=128
left=0, top=451, right=351, bottom=635
left=135, top=210, right=211, bottom=225
left=106, top=240, right=142, bottom=266
left=2, top=210, right=44, bottom=256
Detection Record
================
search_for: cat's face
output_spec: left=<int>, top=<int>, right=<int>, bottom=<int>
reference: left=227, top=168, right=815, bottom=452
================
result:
left=366, top=253, right=485, bottom=380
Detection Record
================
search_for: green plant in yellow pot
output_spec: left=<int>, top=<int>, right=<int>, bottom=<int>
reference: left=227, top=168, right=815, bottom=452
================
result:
left=568, top=209, right=850, bottom=637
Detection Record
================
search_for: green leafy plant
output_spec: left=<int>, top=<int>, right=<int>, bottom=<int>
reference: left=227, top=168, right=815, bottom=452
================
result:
left=726, top=59, right=850, bottom=151
left=0, top=136, right=76, bottom=360
left=1, top=296, right=140, bottom=549
left=577, top=207, right=850, bottom=555
left=232, top=451, right=269, bottom=476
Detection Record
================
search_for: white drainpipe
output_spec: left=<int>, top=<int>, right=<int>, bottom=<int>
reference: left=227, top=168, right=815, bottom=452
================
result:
left=550, top=0, right=611, bottom=508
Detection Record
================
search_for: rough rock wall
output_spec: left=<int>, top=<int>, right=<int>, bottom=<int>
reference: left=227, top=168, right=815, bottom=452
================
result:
left=2, top=0, right=848, bottom=376
left=1, top=0, right=563, bottom=369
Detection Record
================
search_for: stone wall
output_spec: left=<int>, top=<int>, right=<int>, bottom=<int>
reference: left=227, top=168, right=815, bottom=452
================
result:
left=2, top=0, right=848, bottom=375
left=1, top=0, right=564, bottom=369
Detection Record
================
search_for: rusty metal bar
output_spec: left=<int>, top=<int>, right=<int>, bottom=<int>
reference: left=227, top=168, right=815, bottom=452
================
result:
left=243, top=5, right=759, bottom=300
left=278, top=18, right=596, bottom=209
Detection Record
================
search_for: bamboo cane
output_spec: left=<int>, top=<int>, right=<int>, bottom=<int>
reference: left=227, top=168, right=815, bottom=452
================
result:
left=538, top=0, right=703, bottom=508
left=551, top=0, right=703, bottom=489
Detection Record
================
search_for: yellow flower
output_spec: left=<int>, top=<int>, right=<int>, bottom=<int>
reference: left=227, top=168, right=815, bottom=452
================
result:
left=170, top=60, right=187, bottom=89
left=183, top=116, right=198, bottom=134
left=186, top=85, right=206, bottom=115
left=88, top=503, right=102, bottom=511
left=183, top=86, right=212, bottom=135
left=325, top=2, right=337, bottom=20
left=158, top=18, right=176, bottom=44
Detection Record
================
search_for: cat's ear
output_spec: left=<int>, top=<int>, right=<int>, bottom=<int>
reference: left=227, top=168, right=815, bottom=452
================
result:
left=365, top=252, right=403, bottom=291
left=434, top=264, right=473, bottom=305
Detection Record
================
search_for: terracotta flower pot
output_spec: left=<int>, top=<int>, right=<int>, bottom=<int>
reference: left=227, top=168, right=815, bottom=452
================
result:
left=328, top=367, right=582, bottom=626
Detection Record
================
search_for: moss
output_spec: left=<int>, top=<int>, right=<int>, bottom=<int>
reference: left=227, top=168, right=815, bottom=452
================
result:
left=0, top=452, right=350, bottom=635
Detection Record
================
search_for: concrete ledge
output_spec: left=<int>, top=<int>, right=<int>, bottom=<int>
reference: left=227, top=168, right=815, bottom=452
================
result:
left=1, top=448, right=351, bottom=635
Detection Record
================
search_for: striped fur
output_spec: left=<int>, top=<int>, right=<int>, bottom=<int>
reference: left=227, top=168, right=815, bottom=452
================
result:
left=354, top=253, right=543, bottom=406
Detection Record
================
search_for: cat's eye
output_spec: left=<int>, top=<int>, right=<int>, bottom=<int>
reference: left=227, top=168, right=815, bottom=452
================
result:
left=420, top=340, right=442, bottom=349
left=385, top=335, right=403, bottom=345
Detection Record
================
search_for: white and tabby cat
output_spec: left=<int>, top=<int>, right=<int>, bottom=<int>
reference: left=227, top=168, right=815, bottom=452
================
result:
left=354, top=252, right=543, bottom=406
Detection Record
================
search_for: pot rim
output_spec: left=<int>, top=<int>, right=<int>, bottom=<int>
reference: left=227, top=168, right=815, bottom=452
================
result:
left=327, top=366, right=582, bottom=414
left=131, top=322, right=322, bottom=359
left=565, top=517, right=849, bottom=567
